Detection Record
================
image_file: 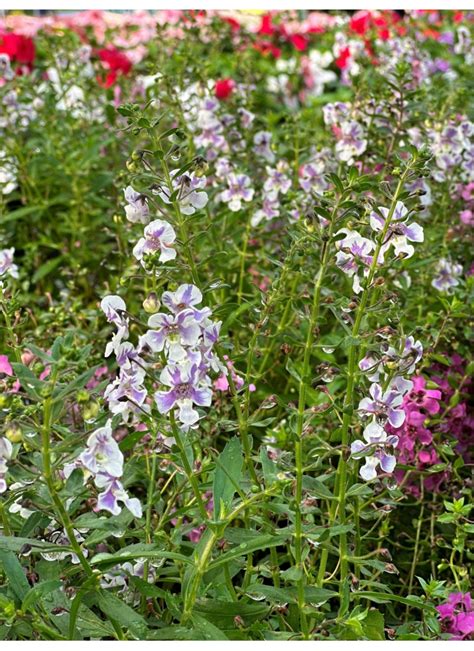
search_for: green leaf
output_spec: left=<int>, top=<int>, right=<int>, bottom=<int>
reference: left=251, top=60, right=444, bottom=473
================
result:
left=0, top=535, right=68, bottom=554
left=213, top=437, right=243, bottom=519
left=209, top=534, right=288, bottom=570
left=190, top=613, right=228, bottom=640
left=0, top=550, right=30, bottom=602
left=362, top=610, right=385, bottom=640
left=195, top=599, right=270, bottom=627
left=22, top=580, right=62, bottom=613
left=346, top=483, right=372, bottom=498
left=54, top=366, right=99, bottom=401
left=96, top=590, right=148, bottom=638
left=32, top=256, right=64, bottom=283
left=357, top=591, right=429, bottom=609
left=90, top=544, right=191, bottom=568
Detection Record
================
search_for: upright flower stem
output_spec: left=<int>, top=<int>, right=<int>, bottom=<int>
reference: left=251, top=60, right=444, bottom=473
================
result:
left=41, top=370, right=94, bottom=579
left=316, top=162, right=415, bottom=617
left=293, top=198, right=342, bottom=638
left=160, top=151, right=260, bottom=486
left=169, top=411, right=209, bottom=522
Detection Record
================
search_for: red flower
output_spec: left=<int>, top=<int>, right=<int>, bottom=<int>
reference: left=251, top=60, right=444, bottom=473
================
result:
left=350, top=11, right=371, bottom=35
left=258, top=14, right=275, bottom=36
left=254, top=41, right=281, bottom=58
left=222, top=16, right=240, bottom=32
left=0, top=33, right=35, bottom=68
left=97, top=47, right=132, bottom=87
left=289, top=34, right=308, bottom=52
left=423, top=28, right=441, bottom=40
left=335, top=46, right=351, bottom=70
left=215, top=78, right=235, bottom=100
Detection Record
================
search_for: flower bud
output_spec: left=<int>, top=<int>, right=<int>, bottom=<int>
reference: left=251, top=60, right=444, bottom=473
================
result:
left=143, top=292, right=160, bottom=313
left=126, top=159, right=139, bottom=173
left=193, top=156, right=209, bottom=177
left=82, top=400, right=100, bottom=422
left=5, top=423, right=22, bottom=443
left=76, top=389, right=90, bottom=404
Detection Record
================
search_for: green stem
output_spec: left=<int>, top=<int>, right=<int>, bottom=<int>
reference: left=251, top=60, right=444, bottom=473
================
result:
left=293, top=198, right=342, bottom=638
left=41, top=372, right=93, bottom=579
left=316, top=163, right=414, bottom=616
left=169, top=411, right=209, bottom=522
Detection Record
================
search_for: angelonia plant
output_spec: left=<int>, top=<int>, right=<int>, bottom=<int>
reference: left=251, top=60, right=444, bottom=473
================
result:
left=0, top=9, right=472, bottom=642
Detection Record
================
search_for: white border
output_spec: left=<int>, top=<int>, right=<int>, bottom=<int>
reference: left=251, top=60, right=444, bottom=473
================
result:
left=1, top=2, right=474, bottom=11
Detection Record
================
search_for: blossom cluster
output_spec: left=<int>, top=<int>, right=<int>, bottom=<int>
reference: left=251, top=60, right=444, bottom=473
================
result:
left=385, top=353, right=473, bottom=496
left=353, top=337, right=424, bottom=481
left=141, top=283, right=223, bottom=428
left=437, top=592, right=474, bottom=640
left=64, top=419, right=142, bottom=518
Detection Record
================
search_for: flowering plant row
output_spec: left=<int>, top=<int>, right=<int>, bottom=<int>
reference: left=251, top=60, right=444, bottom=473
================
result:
left=0, top=9, right=472, bottom=641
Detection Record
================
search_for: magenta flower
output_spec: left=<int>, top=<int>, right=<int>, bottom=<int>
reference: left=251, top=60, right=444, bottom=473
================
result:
left=0, top=354, right=13, bottom=377
left=405, top=376, right=442, bottom=416
left=437, top=592, right=474, bottom=640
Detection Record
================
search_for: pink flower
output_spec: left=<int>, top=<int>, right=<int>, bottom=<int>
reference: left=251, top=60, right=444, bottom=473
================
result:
left=460, top=209, right=473, bottom=226
left=0, top=355, right=13, bottom=376
left=437, top=592, right=474, bottom=640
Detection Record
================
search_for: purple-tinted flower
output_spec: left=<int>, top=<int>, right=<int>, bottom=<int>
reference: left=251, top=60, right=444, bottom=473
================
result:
left=133, top=219, right=177, bottom=265
left=161, top=284, right=211, bottom=322
left=141, top=309, right=201, bottom=361
left=158, top=170, right=208, bottom=216
left=432, top=258, right=463, bottom=292
left=0, top=437, right=12, bottom=493
left=384, top=336, right=423, bottom=375
left=154, top=360, right=212, bottom=427
left=95, top=474, right=142, bottom=518
left=80, top=420, right=124, bottom=477
left=237, top=107, right=255, bottom=128
left=299, top=160, right=327, bottom=195
left=251, top=197, right=280, bottom=227
left=215, top=157, right=233, bottom=179
left=104, top=366, right=149, bottom=423
left=335, top=121, right=367, bottom=163
left=219, top=173, right=254, bottom=212
left=351, top=420, right=399, bottom=481
left=370, top=201, right=424, bottom=259
left=101, top=295, right=129, bottom=358
left=253, top=131, right=275, bottom=163
left=114, top=341, right=142, bottom=370
left=101, top=295, right=127, bottom=328
left=0, top=247, right=18, bottom=278
left=335, top=229, right=375, bottom=293
left=64, top=420, right=123, bottom=479
left=323, top=102, right=350, bottom=127
left=124, top=185, right=150, bottom=224
left=358, top=382, right=406, bottom=428
left=263, top=162, right=291, bottom=199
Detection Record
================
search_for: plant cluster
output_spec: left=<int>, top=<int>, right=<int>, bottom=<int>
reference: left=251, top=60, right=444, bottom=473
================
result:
left=0, top=9, right=472, bottom=641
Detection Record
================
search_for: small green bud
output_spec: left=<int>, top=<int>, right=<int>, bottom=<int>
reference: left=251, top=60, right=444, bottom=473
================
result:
left=5, top=423, right=22, bottom=443
left=193, top=156, right=209, bottom=177
left=83, top=400, right=100, bottom=421
left=143, top=292, right=160, bottom=314
left=77, top=389, right=90, bottom=404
